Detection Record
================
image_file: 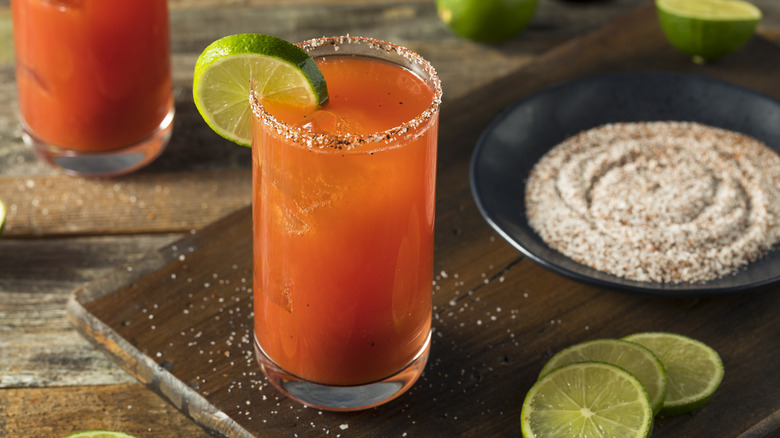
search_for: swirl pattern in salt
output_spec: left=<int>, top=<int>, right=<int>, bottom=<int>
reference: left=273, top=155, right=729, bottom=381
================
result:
left=525, top=121, right=780, bottom=284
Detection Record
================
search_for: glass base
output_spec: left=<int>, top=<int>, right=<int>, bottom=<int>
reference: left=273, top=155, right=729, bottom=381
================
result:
left=254, top=330, right=431, bottom=411
left=22, top=105, right=174, bottom=178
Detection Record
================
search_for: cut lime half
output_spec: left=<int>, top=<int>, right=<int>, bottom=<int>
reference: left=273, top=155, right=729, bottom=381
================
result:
left=624, top=332, right=724, bottom=416
left=193, top=33, right=328, bottom=147
left=656, top=0, right=761, bottom=62
left=522, top=362, right=654, bottom=438
left=62, top=431, right=137, bottom=438
left=539, top=339, right=667, bottom=415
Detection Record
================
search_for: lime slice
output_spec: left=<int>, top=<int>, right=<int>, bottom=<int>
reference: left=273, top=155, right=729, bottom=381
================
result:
left=538, top=339, right=667, bottom=415
left=193, top=33, right=328, bottom=147
left=623, top=332, right=724, bottom=416
left=62, top=431, right=137, bottom=438
left=656, top=0, right=761, bottom=62
left=522, top=362, right=654, bottom=438
left=0, top=199, right=5, bottom=236
left=436, top=0, right=537, bottom=43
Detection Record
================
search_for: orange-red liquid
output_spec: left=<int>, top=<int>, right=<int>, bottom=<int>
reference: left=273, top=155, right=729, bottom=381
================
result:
left=12, top=0, right=172, bottom=151
left=253, top=56, right=438, bottom=385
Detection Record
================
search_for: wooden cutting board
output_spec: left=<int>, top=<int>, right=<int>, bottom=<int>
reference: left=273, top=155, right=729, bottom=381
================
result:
left=68, top=3, right=780, bottom=437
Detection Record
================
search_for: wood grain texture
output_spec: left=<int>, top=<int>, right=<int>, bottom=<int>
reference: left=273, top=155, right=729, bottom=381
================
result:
left=0, top=384, right=213, bottom=438
left=2, top=0, right=779, bottom=236
left=0, top=234, right=179, bottom=388
left=3, top=0, right=780, bottom=437
left=0, top=170, right=251, bottom=237
left=66, top=4, right=780, bottom=437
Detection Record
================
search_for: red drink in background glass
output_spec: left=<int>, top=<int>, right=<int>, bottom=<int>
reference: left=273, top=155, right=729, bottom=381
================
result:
left=12, top=0, right=174, bottom=176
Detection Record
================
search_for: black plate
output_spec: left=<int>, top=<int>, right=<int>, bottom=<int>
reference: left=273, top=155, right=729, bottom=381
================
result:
left=470, top=72, right=780, bottom=296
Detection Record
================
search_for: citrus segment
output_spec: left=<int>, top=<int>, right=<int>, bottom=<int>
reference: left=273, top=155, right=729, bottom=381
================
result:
left=522, top=362, right=654, bottom=438
left=623, top=332, right=724, bottom=416
left=657, top=0, right=761, bottom=19
left=62, top=431, right=138, bottom=438
left=193, top=33, right=328, bottom=146
left=539, top=339, right=667, bottom=415
left=656, top=0, right=761, bottom=61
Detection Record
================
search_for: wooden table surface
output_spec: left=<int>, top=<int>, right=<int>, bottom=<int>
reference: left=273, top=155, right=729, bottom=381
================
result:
left=3, top=1, right=780, bottom=437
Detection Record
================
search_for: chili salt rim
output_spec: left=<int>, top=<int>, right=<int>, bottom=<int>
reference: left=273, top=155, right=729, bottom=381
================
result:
left=250, top=35, right=442, bottom=151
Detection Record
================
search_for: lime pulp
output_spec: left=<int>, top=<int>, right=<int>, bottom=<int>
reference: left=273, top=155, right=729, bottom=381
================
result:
left=522, top=362, right=654, bottom=438
left=538, top=338, right=668, bottom=415
left=192, top=33, right=328, bottom=147
left=624, top=332, right=724, bottom=416
left=655, top=0, right=761, bottom=62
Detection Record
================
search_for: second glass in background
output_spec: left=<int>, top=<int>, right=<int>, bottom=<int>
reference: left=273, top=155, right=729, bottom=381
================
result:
left=11, top=0, right=174, bottom=176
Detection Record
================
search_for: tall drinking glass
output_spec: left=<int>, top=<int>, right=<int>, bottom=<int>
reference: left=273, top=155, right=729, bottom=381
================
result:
left=250, top=36, right=442, bottom=411
left=11, top=0, right=174, bottom=177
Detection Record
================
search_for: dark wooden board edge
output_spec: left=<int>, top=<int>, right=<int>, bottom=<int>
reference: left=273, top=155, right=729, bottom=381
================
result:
left=66, top=207, right=254, bottom=438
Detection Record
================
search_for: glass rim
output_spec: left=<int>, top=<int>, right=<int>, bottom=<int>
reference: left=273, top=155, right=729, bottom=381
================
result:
left=249, top=35, right=442, bottom=151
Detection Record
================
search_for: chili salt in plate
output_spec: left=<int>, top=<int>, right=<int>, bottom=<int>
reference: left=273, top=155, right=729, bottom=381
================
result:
left=470, top=72, right=780, bottom=296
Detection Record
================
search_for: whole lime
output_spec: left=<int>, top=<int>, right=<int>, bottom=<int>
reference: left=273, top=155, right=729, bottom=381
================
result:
left=436, top=0, right=537, bottom=43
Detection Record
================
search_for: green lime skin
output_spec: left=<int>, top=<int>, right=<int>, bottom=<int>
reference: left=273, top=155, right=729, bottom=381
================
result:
left=538, top=338, right=668, bottom=415
left=436, top=0, right=537, bottom=44
left=192, top=33, right=328, bottom=146
left=194, top=34, right=327, bottom=107
left=521, top=362, right=654, bottom=438
left=657, top=7, right=759, bottom=61
left=624, top=332, right=724, bottom=417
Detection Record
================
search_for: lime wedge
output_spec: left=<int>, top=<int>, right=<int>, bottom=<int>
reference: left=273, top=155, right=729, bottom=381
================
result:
left=193, top=33, right=328, bottom=147
left=522, top=362, right=654, bottom=438
left=62, top=431, right=137, bottom=438
left=539, top=339, right=668, bottom=415
left=0, top=199, right=5, bottom=236
left=623, top=332, right=724, bottom=416
left=656, top=0, right=762, bottom=62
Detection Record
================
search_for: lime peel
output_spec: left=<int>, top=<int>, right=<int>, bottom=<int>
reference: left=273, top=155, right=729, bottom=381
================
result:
left=538, top=338, right=668, bottom=415
left=522, top=361, right=654, bottom=438
left=656, top=0, right=761, bottom=61
left=529, top=330, right=724, bottom=436
left=436, top=0, right=537, bottom=43
left=193, top=33, right=328, bottom=147
left=623, top=332, right=724, bottom=417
